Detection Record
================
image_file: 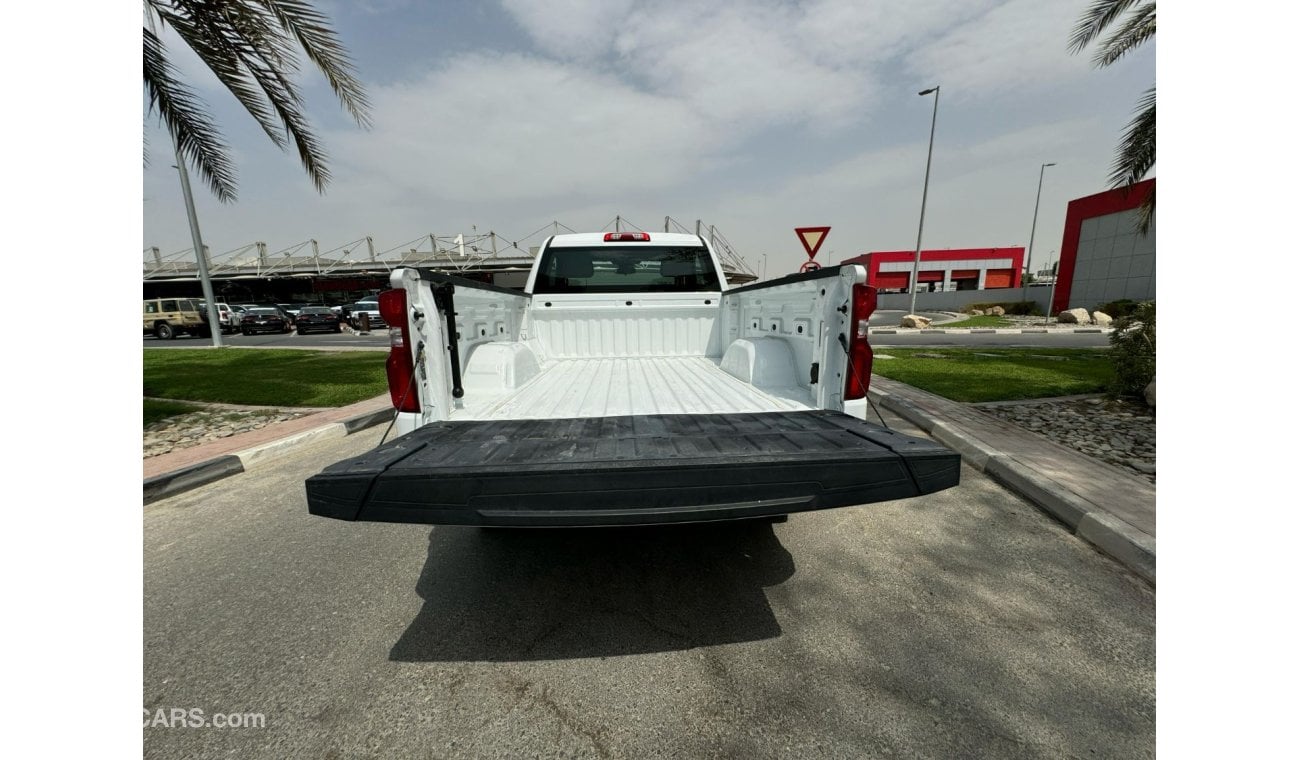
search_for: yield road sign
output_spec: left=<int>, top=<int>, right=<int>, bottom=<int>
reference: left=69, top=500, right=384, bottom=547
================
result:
left=794, top=226, right=831, bottom=260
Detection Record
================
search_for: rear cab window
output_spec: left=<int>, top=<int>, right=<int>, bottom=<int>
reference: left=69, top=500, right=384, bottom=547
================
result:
left=532, top=245, right=721, bottom=294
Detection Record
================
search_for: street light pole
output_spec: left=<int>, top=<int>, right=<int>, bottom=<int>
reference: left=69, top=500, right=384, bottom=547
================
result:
left=149, top=9, right=222, bottom=347
left=762, top=253, right=768, bottom=280
left=1044, top=250, right=1060, bottom=325
left=908, top=85, right=940, bottom=317
left=1021, top=162, right=1056, bottom=312
left=172, top=143, right=224, bottom=348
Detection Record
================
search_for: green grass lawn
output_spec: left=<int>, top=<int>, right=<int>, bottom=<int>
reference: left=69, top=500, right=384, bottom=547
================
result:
left=870, top=348, right=1113, bottom=402
left=144, top=348, right=388, bottom=408
left=934, top=315, right=1014, bottom=329
left=143, top=398, right=205, bottom=427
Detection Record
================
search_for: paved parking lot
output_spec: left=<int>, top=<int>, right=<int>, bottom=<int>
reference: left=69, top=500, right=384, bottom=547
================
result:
left=143, top=410, right=1155, bottom=759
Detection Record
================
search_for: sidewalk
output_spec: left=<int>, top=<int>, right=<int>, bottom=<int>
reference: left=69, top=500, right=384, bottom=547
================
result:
left=143, top=394, right=394, bottom=504
left=868, top=376, right=1155, bottom=584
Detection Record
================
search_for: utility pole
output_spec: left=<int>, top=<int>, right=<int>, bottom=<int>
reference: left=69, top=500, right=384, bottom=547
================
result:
left=171, top=141, right=223, bottom=348
left=151, top=6, right=221, bottom=347
left=1021, top=162, right=1056, bottom=308
left=908, top=85, right=941, bottom=318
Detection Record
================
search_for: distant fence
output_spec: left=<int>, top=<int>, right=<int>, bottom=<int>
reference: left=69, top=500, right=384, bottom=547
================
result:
left=875, top=285, right=1055, bottom=314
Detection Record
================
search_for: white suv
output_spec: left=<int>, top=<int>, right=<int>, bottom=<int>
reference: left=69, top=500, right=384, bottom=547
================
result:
left=349, top=300, right=386, bottom=329
left=201, top=302, right=241, bottom=333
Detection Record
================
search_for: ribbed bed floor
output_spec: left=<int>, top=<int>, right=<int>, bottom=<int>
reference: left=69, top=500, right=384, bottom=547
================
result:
left=457, top=356, right=815, bottom=421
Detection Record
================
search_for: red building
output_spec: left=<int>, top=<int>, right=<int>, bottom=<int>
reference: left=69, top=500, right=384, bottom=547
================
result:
left=1050, top=178, right=1155, bottom=314
left=840, top=247, right=1026, bottom=293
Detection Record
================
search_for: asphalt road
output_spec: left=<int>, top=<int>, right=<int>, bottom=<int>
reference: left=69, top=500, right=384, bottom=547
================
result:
left=143, top=328, right=389, bottom=350
left=143, top=411, right=1155, bottom=759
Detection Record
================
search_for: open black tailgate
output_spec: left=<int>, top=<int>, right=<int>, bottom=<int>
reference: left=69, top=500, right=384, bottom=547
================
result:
left=306, top=410, right=960, bottom=527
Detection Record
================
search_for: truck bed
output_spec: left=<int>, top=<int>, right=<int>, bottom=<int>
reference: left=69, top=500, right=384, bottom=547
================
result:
left=458, top=356, right=815, bottom=421
left=306, top=410, right=961, bottom=527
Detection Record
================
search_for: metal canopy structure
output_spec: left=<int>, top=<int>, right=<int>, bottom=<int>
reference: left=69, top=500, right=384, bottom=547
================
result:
left=144, top=217, right=758, bottom=287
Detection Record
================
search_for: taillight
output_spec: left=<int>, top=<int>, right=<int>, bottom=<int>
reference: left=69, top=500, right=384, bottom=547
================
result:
left=378, top=289, right=420, bottom=412
left=603, top=232, right=650, bottom=242
left=844, top=283, right=876, bottom=400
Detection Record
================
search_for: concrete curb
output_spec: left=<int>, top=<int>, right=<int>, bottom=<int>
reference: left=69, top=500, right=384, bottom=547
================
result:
left=143, top=407, right=394, bottom=505
left=869, top=327, right=1112, bottom=335
left=868, top=386, right=1155, bottom=585
left=144, top=456, right=244, bottom=505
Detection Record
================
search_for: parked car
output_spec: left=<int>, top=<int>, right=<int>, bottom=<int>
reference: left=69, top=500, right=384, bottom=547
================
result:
left=200, top=302, right=240, bottom=333
left=277, top=303, right=304, bottom=320
left=348, top=300, right=386, bottom=329
left=240, top=308, right=290, bottom=335
left=143, top=298, right=210, bottom=339
left=252, top=303, right=295, bottom=325
left=295, top=306, right=343, bottom=334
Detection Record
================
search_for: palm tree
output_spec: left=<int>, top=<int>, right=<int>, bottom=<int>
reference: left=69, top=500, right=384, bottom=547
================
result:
left=1069, top=0, right=1155, bottom=232
left=143, top=0, right=371, bottom=202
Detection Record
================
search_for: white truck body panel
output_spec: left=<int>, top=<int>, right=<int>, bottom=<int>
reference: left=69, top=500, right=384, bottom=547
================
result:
left=388, top=234, right=865, bottom=437
left=305, top=232, right=964, bottom=528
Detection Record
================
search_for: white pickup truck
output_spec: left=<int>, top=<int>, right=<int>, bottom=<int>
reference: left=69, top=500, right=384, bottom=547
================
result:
left=307, top=232, right=959, bottom=526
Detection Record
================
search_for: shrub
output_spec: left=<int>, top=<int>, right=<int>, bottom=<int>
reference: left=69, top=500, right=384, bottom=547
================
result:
left=1108, top=301, right=1155, bottom=397
left=963, top=301, right=1042, bottom=316
left=1094, top=298, right=1141, bottom=319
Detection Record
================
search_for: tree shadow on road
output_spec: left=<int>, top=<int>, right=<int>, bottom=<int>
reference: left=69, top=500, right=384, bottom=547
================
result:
left=390, top=520, right=794, bottom=662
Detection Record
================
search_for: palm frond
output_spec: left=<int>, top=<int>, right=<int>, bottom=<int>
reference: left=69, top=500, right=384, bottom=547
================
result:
left=1136, top=187, right=1154, bottom=235
left=1110, top=87, right=1155, bottom=236
left=143, top=0, right=371, bottom=198
left=1093, top=2, right=1155, bottom=67
left=1068, top=0, right=1144, bottom=55
left=153, top=2, right=290, bottom=148
left=143, top=25, right=238, bottom=202
left=263, top=0, right=372, bottom=127
left=1109, top=87, right=1155, bottom=189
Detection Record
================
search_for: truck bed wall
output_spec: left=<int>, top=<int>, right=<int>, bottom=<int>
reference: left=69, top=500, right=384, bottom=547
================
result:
left=397, top=264, right=865, bottom=426
left=524, top=294, right=724, bottom=361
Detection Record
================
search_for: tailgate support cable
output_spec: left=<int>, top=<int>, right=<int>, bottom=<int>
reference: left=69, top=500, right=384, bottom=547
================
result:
left=839, top=322, right=891, bottom=431
left=379, top=342, right=426, bottom=447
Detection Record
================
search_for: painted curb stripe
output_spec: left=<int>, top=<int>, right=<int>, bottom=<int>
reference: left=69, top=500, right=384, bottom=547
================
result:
left=143, top=455, right=244, bottom=505
left=143, top=407, right=392, bottom=505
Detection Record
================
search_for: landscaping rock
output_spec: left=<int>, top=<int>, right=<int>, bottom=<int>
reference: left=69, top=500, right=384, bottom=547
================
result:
left=901, top=314, right=932, bottom=328
left=143, top=406, right=312, bottom=459
left=982, top=396, right=1155, bottom=484
left=969, top=309, right=986, bottom=316
left=1057, top=308, right=1091, bottom=324
left=989, top=306, right=1006, bottom=316
left=1144, top=378, right=1156, bottom=408
left=1092, top=311, right=1113, bottom=327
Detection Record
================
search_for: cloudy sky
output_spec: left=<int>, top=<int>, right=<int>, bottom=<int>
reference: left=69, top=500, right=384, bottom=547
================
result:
left=142, top=0, right=1155, bottom=278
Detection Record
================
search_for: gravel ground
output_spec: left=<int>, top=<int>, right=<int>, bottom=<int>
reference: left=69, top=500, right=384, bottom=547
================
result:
left=979, top=395, right=1156, bottom=483
left=144, top=406, right=313, bottom=458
